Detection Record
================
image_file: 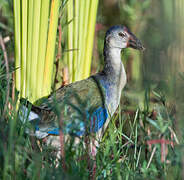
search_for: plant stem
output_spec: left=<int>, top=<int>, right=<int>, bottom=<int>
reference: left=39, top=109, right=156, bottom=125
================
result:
left=0, top=35, right=10, bottom=118
left=30, top=0, right=41, bottom=102
left=26, top=0, right=33, bottom=98
left=67, top=0, right=74, bottom=82
left=73, top=0, right=79, bottom=81
left=21, top=0, right=28, bottom=97
left=43, top=0, right=60, bottom=97
left=78, top=0, right=90, bottom=81
left=83, top=0, right=99, bottom=78
left=13, top=0, right=21, bottom=93
left=36, top=0, right=50, bottom=99
left=76, top=0, right=85, bottom=81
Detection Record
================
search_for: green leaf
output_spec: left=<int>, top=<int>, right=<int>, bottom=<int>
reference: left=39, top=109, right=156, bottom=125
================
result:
left=146, top=117, right=160, bottom=130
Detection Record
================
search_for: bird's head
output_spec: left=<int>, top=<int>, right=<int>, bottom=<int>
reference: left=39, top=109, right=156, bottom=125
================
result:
left=105, top=25, right=145, bottom=51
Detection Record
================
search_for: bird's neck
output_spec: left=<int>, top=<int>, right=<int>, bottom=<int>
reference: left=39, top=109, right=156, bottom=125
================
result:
left=97, top=45, right=127, bottom=115
left=103, top=45, right=126, bottom=88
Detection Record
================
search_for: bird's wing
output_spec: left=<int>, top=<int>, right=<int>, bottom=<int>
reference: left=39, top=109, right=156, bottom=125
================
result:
left=20, top=76, right=109, bottom=137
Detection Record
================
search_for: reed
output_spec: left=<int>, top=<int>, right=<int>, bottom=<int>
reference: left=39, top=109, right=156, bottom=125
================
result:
left=66, top=0, right=99, bottom=82
left=26, top=0, right=33, bottom=98
left=67, top=0, right=74, bottom=82
left=43, top=0, right=60, bottom=97
left=14, top=0, right=60, bottom=103
left=30, top=0, right=42, bottom=102
left=36, top=0, right=50, bottom=99
left=21, top=0, right=27, bottom=97
left=14, top=0, right=98, bottom=102
left=82, top=0, right=98, bottom=78
left=13, top=0, right=21, bottom=92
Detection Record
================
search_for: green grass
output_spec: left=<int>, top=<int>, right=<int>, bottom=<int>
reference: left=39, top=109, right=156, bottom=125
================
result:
left=0, top=48, right=183, bottom=179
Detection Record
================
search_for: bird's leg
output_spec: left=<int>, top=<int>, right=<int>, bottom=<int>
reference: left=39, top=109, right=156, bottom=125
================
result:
left=59, top=115, right=67, bottom=170
left=43, top=136, right=61, bottom=167
left=59, top=130, right=67, bottom=170
left=90, top=138, right=99, bottom=157
left=88, top=138, right=99, bottom=179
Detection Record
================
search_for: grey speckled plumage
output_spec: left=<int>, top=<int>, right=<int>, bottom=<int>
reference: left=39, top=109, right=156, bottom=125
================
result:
left=20, top=25, right=144, bottom=144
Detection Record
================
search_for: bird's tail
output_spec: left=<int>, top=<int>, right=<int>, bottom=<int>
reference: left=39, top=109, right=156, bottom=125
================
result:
left=19, top=99, right=40, bottom=123
left=18, top=99, right=47, bottom=138
left=18, top=99, right=58, bottom=139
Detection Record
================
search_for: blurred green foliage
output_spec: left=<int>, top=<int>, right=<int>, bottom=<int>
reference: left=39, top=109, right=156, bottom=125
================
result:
left=0, top=0, right=13, bottom=33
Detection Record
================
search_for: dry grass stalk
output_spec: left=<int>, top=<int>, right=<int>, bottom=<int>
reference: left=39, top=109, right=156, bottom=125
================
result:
left=0, top=34, right=10, bottom=118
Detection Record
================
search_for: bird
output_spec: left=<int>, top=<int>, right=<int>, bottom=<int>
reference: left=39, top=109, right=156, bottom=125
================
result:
left=19, top=25, right=144, bottom=155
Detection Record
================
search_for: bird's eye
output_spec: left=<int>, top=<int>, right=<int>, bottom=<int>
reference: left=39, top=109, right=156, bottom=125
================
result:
left=119, top=32, right=126, bottom=37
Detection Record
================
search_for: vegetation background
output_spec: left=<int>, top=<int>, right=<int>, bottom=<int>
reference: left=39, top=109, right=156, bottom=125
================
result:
left=0, top=0, right=184, bottom=179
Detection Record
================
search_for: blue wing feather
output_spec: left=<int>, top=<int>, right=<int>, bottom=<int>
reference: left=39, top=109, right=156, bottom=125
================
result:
left=90, top=107, right=108, bottom=133
left=35, top=106, right=108, bottom=137
left=20, top=105, right=109, bottom=137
